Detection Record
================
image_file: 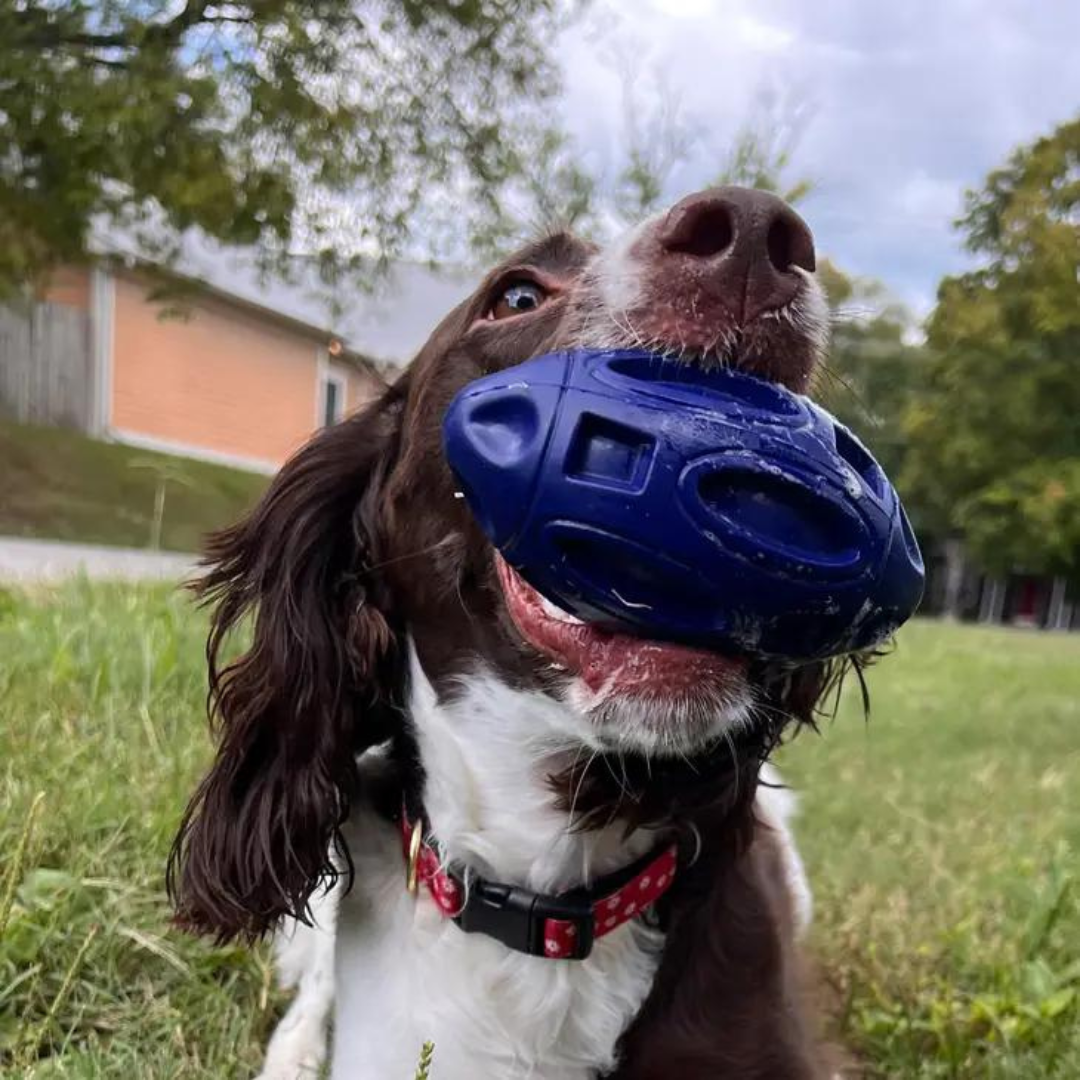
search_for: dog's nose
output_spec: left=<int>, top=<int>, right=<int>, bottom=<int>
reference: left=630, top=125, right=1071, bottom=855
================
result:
left=659, top=187, right=816, bottom=324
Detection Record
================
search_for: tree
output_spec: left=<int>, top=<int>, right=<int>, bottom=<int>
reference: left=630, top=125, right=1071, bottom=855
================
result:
left=710, top=89, right=813, bottom=206
left=457, top=46, right=702, bottom=256
left=900, top=116, right=1080, bottom=577
left=467, top=61, right=818, bottom=258
left=608, top=55, right=693, bottom=224
left=814, top=260, right=926, bottom=483
left=959, top=461, right=1080, bottom=581
left=0, top=0, right=566, bottom=297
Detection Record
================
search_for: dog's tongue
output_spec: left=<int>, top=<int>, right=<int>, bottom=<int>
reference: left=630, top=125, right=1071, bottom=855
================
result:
left=497, top=558, right=744, bottom=695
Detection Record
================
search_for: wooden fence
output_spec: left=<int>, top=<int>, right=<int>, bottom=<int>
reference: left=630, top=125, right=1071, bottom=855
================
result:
left=0, top=302, right=93, bottom=431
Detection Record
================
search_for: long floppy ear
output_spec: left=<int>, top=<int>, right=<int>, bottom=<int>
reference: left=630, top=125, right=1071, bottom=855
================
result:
left=168, top=381, right=407, bottom=942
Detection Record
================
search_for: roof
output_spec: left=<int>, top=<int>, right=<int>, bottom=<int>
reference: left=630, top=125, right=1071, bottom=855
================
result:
left=91, top=227, right=475, bottom=369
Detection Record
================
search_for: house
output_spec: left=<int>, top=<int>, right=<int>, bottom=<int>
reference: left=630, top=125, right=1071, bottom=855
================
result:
left=1, top=233, right=472, bottom=473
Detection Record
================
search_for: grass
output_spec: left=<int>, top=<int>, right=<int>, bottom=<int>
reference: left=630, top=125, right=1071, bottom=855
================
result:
left=0, top=582, right=276, bottom=1078
left=778, top=619, right=1080, bottom=1077
left=0, top=420, right=268, bottom=552
left=0, top=585, right=1077, bottom=1078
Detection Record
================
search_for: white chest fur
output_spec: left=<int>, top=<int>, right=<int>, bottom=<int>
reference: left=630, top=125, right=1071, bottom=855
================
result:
left=329, top=656, right=665, bottom=1080
left=330, top=812, right=662, bottom=1080
left=271, top=654, right=813, bottom=1080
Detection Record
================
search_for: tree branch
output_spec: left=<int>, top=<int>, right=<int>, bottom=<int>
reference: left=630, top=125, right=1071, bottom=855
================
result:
left=12, top=2, right=251, bottom=53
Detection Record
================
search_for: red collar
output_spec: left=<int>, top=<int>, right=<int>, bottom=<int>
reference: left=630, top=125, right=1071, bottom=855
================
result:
left=400, top=810, right=677, bottom=961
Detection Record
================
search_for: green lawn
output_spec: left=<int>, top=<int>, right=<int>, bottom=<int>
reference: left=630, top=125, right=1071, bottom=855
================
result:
left=778, top=620, right=1080, bottom=1077
left=1, top=586, right=1077, bottom=1078
left=0, top=420, right=268, bottom=552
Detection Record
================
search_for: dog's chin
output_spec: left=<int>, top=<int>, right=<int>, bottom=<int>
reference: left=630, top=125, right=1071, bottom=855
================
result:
left=566, top=679, right=754, bottom=759
left=496, top=557, right=753, bottom=758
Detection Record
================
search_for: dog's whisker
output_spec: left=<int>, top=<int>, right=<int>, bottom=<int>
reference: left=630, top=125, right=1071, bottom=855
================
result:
left=567, top=747, right=601, bottom=831
left=366, top=534, right=457, bottom=574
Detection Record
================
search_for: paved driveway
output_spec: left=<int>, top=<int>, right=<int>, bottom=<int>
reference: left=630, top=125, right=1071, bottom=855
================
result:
left=0, top=537, right=198, bottom=583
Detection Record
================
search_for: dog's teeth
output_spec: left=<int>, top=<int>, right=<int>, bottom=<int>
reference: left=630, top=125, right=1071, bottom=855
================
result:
left=538, top=593, right=583, bottom=625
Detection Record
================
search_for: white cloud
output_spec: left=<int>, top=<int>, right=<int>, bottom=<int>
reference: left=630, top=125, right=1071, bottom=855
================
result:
left=555, top=0, right=1080, bottom=310
left=733, top=13, right=795, bottom=52
left=895, top=171, right=961, bottom=223
left=649, top=0, right=717, bottom=18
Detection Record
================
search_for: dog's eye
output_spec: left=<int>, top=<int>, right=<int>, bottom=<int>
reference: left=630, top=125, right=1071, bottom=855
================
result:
left=489, top=280, right=548, bottom=320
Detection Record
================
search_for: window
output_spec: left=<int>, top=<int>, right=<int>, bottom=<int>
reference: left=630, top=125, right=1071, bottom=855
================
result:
left=320, top=371, right=346, bottom=427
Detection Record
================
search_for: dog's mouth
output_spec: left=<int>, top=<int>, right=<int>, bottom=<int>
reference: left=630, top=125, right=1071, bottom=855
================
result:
left=497, top=557, right=746, bottom=701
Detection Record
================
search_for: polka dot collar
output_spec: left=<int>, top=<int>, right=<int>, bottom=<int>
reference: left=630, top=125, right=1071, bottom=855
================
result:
left=400, top=810, right=678, bottom=961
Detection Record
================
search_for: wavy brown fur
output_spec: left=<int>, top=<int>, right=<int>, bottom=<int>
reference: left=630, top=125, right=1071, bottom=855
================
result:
left=167, top=384, right=408, bottom=942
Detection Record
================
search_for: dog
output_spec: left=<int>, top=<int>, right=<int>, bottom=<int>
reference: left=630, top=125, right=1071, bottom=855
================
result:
left=169, top=186, right=850, bottom=1079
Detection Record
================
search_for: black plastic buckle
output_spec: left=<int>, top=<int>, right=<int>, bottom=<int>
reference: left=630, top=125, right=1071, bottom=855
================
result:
left=454, top=878, right=595, bottom=960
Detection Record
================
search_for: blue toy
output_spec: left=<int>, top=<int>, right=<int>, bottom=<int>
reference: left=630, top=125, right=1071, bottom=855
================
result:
left=442, top=348, right=924, bottom=661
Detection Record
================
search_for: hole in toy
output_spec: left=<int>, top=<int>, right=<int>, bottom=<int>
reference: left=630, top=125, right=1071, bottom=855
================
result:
left=898, top=504, right=923, bottom=568
left=565, top=414, right=655, bottom=491
left=465, top=393, right=540, bottom=467
left=833, top=424, right=885, bottom=498
left=697, top=470, right=860, bottom=568
left=552, top=532, right=724, bottom=633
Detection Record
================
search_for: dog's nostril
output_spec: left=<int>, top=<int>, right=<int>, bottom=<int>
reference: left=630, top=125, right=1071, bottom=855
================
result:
left=661, top=203, right=735, bottom=259
left=766, top=211, right=816, bottom=274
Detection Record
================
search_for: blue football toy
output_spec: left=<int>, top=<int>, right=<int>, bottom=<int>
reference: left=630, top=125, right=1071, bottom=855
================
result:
left=442, top=348, right=924, bottom=662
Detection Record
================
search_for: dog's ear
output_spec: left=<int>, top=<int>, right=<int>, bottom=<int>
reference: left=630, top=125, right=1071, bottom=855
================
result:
left=168, top=381, right=407, bottom=942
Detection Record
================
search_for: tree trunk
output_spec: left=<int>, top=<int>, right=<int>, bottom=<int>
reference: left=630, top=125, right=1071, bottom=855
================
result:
left=978, top=577, right=1006, bottom=624
left=1047, top=577, right=1072, bottom=631
left=942, top=539, right=966, bottom=621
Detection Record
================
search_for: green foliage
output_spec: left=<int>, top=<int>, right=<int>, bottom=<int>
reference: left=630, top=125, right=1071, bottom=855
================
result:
left=609, top=74, right=812, bottom=226
left=414, top=1040, right=435, bottom=1079
left=476, top=67, right=816, bottom=253
left=455, top=123, right=599, bottom=259
left=0, top=0, right=565, bottom=297
left=900, top=116, right=1080, bottom=566
left=0, top=1, right=825, bottom=293
left=608, top=61, right=694, bottom=223
left=957, top=117, right=1079, bottom=337
left=814, top=259, right=927, bottom=483
left=710, top=100, right=813, bottom=205
left=959, top=460, right=1080, bottom=579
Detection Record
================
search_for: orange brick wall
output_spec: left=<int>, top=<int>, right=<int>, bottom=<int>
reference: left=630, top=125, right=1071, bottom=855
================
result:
left=110, top=273, right=327, bottom=467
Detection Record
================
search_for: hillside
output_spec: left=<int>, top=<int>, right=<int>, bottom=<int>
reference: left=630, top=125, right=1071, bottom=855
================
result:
left=0, top=420, right=268, bottom=553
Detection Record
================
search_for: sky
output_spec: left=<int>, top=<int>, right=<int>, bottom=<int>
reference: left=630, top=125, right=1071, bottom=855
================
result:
left=557, top=0, right=1080, bottom=319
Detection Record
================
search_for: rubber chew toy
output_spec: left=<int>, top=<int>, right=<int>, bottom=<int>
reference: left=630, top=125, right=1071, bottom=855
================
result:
left=443, top=348, right=924, bottom=661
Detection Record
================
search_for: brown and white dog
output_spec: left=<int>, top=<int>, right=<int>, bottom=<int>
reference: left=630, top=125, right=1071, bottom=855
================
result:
left=169, top=187, right=851, bottom=1079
